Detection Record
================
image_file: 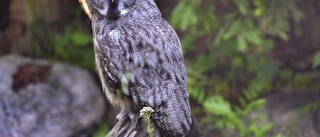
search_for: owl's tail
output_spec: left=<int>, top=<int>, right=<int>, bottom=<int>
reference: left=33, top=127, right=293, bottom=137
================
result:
left=186, top=117, right=202, bottom=137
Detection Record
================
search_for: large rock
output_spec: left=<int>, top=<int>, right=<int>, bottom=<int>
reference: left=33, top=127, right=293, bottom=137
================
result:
left=0, top=55, right=105, bottom=137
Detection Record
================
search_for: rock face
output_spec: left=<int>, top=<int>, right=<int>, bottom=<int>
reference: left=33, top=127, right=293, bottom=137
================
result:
left=264, top=91, right=320, bottom=137
left=0, top=55, right=105, bottom=137
left=222, top=91, right=320, bottom=137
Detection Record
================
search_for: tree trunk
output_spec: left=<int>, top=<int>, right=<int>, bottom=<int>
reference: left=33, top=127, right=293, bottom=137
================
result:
left=25, top=0, right=53, bottom=57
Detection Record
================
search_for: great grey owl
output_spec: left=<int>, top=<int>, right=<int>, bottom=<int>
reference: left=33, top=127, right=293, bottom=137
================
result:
left=85, top=0, right=200, bottom=136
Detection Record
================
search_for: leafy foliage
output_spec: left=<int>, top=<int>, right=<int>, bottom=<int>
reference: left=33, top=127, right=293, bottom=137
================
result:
left=313, top=51, right=320, bottom=69
left=22, top=2, right=96, bottom=72
left=93, top=122, right=109, bottom=137
left=170, top=0, right=303, bottom=136
left=53, top=26, right=95, bottom=71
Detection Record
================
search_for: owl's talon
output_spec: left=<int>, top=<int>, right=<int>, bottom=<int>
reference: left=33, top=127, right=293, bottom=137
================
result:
left=116, top=110, right=127, bottom=121
left=116, top=109, right=136, bottom=121
left=128, top=111, right=136, bottom=120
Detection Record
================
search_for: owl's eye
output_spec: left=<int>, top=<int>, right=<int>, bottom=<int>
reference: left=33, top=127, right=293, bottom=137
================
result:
left=91, top=0, right=112, bottom=16
left=122, top=0, right=136, bottom=8
left=92, top=0, right=107, bottom=9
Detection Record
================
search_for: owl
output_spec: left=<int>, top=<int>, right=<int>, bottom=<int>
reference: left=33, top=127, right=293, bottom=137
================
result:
left=85, top=0, right=200, bottom=136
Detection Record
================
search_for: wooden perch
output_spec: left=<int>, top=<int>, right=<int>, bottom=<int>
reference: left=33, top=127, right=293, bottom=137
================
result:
left=78, top=0, right=91, bottom=19
left=108, top=114, right=163, bottom=137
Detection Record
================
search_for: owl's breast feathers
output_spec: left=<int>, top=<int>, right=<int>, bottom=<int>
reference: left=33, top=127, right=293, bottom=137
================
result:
left=94, top=18, right=187, bottom=91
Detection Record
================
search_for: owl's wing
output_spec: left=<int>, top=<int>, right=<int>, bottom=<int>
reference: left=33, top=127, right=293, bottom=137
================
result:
left=115, top=19, right=193, bottom=136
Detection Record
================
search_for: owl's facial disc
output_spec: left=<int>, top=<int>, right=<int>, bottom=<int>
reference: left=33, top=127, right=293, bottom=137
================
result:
left=93, top=0, right=137, bottom=19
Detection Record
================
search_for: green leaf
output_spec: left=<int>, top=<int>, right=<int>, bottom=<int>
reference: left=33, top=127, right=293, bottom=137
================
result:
left=237, top=35, right=248, bottom=52
left=237, top=1, right=248, bottom=15
left=71, top=31, right=92, bottom=46
left=231, top=56, right=244, bottom=69
left=223, top=20, right=241, bottom=40
left=259, top=124, right=273, bottom=136
left=93, top=123, right=109, bottom=137
left=313, top=51, right=320, bottom=68
left=242, top=99, right=266, bottom=115
left=276, top=30, right=289, bottom=41
left=204, top=96, right=232, bottom=115
left=244, top=30, right=262, bottom=46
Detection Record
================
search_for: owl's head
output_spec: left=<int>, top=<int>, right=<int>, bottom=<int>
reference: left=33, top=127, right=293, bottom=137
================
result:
left=90, top=0, right=138, bottom=19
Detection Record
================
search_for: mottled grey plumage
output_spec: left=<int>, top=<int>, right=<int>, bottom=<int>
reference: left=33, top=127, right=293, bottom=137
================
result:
left=85, top=0, right=200, bottom=136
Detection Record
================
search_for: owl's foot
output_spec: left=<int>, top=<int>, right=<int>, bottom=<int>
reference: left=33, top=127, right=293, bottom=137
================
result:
left=116, top=109, right=136, bottom=121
